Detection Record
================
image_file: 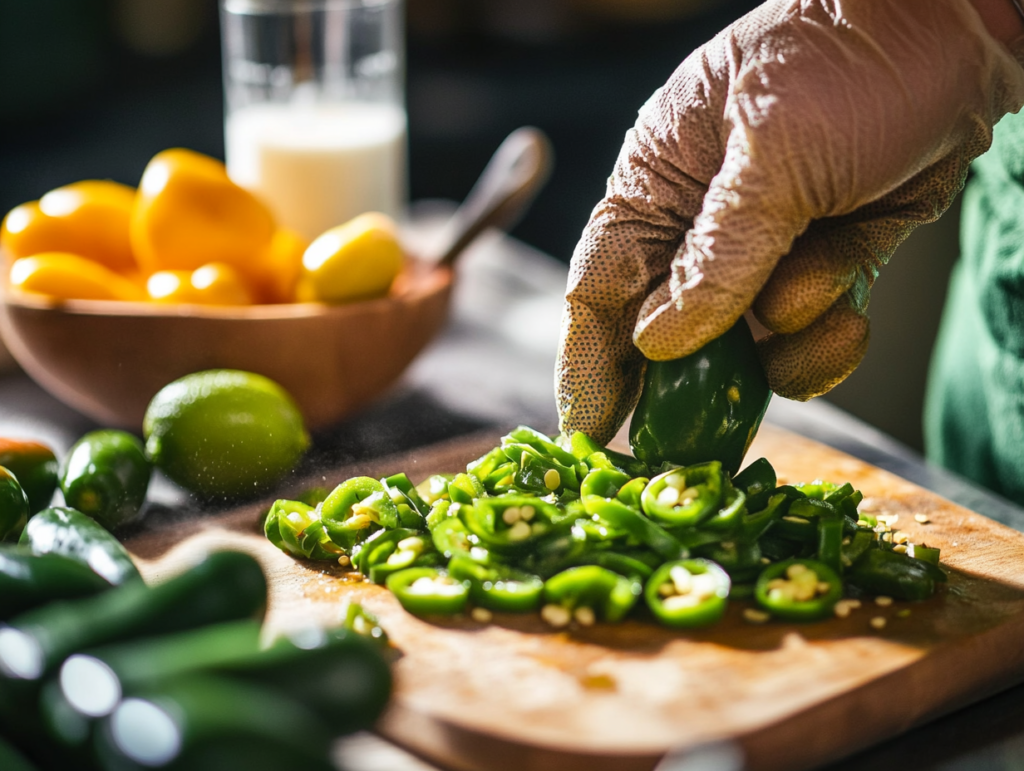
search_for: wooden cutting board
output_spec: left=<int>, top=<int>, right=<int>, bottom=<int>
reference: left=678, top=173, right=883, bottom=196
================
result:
left=122, top=424, right=1024, bottom=771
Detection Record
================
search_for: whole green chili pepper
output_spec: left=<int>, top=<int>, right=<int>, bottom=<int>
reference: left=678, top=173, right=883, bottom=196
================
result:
left=0, top=439, right=58, bottom=515
left=628, top=318, right=772, bottom=475
left=0, top=467, right=30, bottom=541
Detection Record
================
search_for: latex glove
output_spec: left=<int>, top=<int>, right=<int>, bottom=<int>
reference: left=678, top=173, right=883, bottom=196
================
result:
left=556, top=0, right=1024, bottom=444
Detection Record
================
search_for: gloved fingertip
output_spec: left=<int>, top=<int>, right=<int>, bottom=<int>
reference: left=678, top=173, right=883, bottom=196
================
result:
left=752, top=230, right=860, bottom=335
left=757, top=301, right=870, bottom=400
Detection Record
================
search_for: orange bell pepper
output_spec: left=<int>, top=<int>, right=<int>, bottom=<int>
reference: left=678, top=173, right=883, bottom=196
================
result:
left=1, top=180, right=137, bottom=273
left=130, top=148, right=275, bottom=281
left=9, top=253, right=146, bottom=302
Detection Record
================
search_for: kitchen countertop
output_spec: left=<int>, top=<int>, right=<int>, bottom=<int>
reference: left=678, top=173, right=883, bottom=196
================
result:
left=2, top=219, right=1023, bottom=771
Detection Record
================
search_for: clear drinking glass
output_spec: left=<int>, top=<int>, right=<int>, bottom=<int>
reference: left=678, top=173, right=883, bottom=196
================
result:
left=220, top=0, right=406, bottom=241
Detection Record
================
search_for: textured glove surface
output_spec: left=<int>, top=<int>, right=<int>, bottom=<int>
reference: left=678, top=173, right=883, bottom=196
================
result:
left=556, top=0, right=1024, bottom=444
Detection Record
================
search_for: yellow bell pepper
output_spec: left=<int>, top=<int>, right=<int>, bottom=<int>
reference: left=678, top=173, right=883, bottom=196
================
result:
left=1, top=181, right=137, bottom=273
left=295, top=212, right=404, bottom=304
left=146, top=263, right=254, bottom=306
left=130, top=149, right=275, bottom=281
left=9, top=253, right=146, bottom=302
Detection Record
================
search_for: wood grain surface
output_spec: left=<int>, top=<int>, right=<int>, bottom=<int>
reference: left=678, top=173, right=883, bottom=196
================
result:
left=123, top=425, right=1024, bottom=771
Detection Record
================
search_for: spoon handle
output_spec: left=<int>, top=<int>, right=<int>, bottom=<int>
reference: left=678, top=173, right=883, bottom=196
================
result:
left=433, top=127, right=554, bottom=267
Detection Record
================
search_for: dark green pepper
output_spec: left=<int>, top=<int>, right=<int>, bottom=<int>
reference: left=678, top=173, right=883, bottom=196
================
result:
left=0, top=550, right=266, bottom=679
left=644, top=559, right=730, bottom=628
left=629, top=318, right=772, bottom=475
left=0, top=439, right=58, bottom=515
left=754, top=558, right=843, bottom=621
left=0, top=466, right=30, bottom=541
left=60, top=430, right=151, bottom=529
left=846, top=548, right=935, bottom=601
left=0, top=547, right=112, bottom=619
left=20, top=506, right=141, bottom=586
left=732, top=457, right=777, bottom=511
left=386, top=567, right=469, bottom=616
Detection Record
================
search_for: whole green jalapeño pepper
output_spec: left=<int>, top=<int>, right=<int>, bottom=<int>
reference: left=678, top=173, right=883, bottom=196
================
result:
left=0, top=467, right=29, bottom=541
left=644, top=559, right=731, bottom=628
left=629, top=318, right=772, bottom=475
left=846, top=548, right=936, bottom=600
left=0, top=439, right=58, bottom=515
left=60, top=430, right=152, bottom=529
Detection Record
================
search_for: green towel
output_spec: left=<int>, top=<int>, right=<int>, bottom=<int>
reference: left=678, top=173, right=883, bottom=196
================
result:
left=925, top=109, right=1024, bottom=505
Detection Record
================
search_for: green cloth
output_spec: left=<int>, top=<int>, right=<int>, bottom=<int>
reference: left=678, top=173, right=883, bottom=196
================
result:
left=925, top=109, right=1024, bottom=505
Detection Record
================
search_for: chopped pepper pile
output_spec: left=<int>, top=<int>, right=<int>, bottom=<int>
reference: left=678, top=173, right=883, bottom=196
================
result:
left=265, top=426, right=946, bottom=628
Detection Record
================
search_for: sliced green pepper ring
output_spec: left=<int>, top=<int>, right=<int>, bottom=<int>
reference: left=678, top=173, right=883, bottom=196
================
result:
left=461, top=495, right=560, bottom=552
left=644, top=559, right=731, bottom=628
left=467, top=447, right=511, bottom=483
left=386, top=567, right=470, bottom=616
left=448, top=553, right=544, bottom=613
left=582, top=496, right=687, bottom=561
left=264, top=499, right=344, bottom=561
left=382, top=472, right=429, bottom=515
left=694, top=540, right=762, bottom=582
left=641, top=462, right=723, bottom=527
left=543, top=565, right=642, bottom=623
left=504, top=425, right=583, bottom=474
left=429, top=516, right=475, bottom=559
left=732, top=457, right=777, bottom=511
left=739, top=492, right=789, bottom=543
left=698, top=485, right=746, bottom=533
left=816, top=516, right=844, bottom=575
left=580, top=468, right=631, bottom=500
left=615, top=477, right=648, bottom=509
left=754, top=559, right=843, bottom=621
left=513, top=448, right=578, bottom=495
left=416, top=474, right=453, bottom=506
left=321, top=477, right=400, bottom=550
left=447, top=472, right=486, bottom=505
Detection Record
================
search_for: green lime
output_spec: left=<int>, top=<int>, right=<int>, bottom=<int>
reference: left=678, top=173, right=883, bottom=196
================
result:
left=143, top=370, right=310, bottom=499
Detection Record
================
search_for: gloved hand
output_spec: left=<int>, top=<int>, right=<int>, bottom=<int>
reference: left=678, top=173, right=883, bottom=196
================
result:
left=556, top=0, right=1024, bottom=444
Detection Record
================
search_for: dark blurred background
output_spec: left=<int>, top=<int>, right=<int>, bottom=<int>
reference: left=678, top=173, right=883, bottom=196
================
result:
left=0, top=0, right=961, bottom=453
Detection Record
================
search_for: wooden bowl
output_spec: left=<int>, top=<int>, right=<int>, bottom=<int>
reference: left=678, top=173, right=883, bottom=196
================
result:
left=0, top=260, right=452, bottom=430
left=0, top=128, right=552, bottom=431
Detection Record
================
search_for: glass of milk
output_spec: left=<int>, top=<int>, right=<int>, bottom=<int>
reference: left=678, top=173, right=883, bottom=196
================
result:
left=220, top=0, right=406, bottom=241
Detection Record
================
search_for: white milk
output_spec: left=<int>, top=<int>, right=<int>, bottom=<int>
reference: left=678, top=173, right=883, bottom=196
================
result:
left=225, top=102, right=407, bottom=241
